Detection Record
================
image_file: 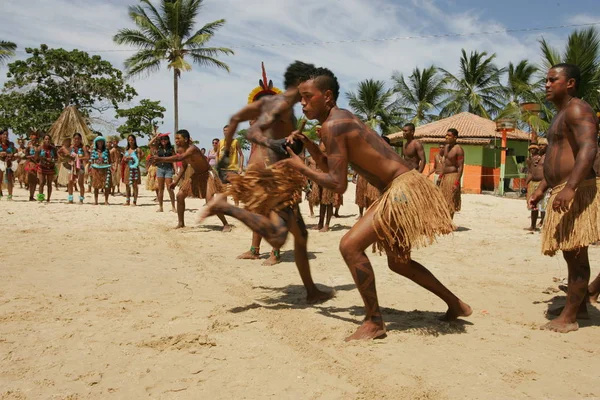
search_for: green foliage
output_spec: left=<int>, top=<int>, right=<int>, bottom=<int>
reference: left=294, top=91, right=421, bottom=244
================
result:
left=440, top=49, right=506, bottom=118
left=116, top=99, right=166, bottom=139
left=298, top=117, right=320, bottom=141
left=345, top=79, right=401, bottom=134
left=0, top=40, right=17, bottom=65
left=392, top=65, right=448, bottom=125
left=539, top=27, right=600, bottom=110
left=0, top=44, right=137, bottom=134
left=235, top=128, right=250, bottom=151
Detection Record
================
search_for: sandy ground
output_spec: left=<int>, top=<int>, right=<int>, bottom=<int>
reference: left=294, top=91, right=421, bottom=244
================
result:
left=1, top=180, right=599, bottom=400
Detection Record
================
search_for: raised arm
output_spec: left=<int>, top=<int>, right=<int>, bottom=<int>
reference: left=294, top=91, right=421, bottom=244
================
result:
left=154, top=145, right=196, bottom=163
left=223, top=100, right=264, bottom=150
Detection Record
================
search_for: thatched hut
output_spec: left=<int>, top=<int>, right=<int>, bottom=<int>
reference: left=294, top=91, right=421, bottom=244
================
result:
left=47, top=106, right=94, bottom=146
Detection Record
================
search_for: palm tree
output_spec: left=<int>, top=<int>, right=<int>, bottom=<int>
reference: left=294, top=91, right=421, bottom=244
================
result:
left=539, top=27, right=600, bottom=110
left=345, top=79, right=400, bottom=134
left=440, top=49, right=506, bottom=119
left=113, top=0, right=234, bottom=134
left=497, top=60, right=550, bottom=134
left=0, top=41, right=17, bottom=65
left=391, top=65, right=448, bottom=125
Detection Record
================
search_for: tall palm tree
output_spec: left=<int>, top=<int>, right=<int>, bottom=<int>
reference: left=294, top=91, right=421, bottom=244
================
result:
left=0, top=41, right=17, bottom=65
left=345, top=79, right=400, bottom=134
left=440, top=49, right=506, bottom=119
left=113, top=0, right=234, bottom=133
left=391, top=65, right=448, bottom=125
left=497, top=60, right=550, bottom=134
left=539, top=27, right=600, bottom=110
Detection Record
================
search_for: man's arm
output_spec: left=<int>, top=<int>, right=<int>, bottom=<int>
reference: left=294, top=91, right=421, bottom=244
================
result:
left=282, top=121, right=350, bottom=193
left=564, top=105, right=598, bottom=190
left=455, top=146, right=465, bottom=189
left=155, top=146, right=195, bottom=163
left=416, top=141, right=426, bottom=173
left=223, top=100, right=264, bottom=150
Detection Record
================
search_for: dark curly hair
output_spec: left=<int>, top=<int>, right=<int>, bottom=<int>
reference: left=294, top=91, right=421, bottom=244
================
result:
left=305, top=67, right=340, bottom=101
left=283, top=61, right=315, bottom=89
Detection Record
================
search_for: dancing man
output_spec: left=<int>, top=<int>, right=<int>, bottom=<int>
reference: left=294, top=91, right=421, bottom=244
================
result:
left=276, top=66, right=471, bottom=340
left=151, top=130, right=231, bottom=230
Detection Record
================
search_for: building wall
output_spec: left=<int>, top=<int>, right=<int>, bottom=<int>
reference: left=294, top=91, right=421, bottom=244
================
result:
left=422, top=139, right=529, bottom=194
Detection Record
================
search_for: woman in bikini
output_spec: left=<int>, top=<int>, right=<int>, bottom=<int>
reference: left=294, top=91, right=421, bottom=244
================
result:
left=0, top=130, right=16, bottom=201
left=90, top=136, right=113, bottom=205
left=25, top=131, right=41, bottom=201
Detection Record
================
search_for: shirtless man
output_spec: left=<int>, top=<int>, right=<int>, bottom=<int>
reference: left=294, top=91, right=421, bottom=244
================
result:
left=524, top=144, right=545, bottom=231
left=439, top=129, right=464, bottom=219
left=402, top=123, right=425, bottom=173
left=427, top=143, right=445, bottom=185
left=529, top=63, right=599, bottom=333
left=201, top=61, right=333, bottom=303
left=223, top=62, right=312, bottom=265
left=150, top=130, right=231, bottom=231
left=270, top=66, right=470, bottom=340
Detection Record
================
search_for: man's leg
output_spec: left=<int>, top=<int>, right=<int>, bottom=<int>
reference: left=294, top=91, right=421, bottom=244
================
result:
left=538, top=211, right=546, bottom=228
left=320, top=204, right=333, bottom=232
left=287, top=209, right=333, bottom=303
left=386, top=253, right=472, bottom=321
left=201, top=194, right=287, bottom=248
left=525, top=210, right=539, bottom=231
left=238, top=233, right=262, bottom=260
left=589, top=272, right=600, bottom=303
left=542, top=247, right=590, bottom=333
left=175, top=190, right=186, bottom=228
left=338, top=206, right=386, bottom=341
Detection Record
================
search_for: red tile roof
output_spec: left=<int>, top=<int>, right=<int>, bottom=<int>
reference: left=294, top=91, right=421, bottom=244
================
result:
left=388, top=112, right=530, bottom=143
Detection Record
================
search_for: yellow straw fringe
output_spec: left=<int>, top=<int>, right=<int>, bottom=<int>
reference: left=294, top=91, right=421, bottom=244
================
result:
left=372, top=170, right=455, bottom=258
left=541, top=178, right=600, bottom=256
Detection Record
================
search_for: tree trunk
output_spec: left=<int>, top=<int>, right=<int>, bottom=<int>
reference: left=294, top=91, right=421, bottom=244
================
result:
left=173, top=69, right=179, bottom=151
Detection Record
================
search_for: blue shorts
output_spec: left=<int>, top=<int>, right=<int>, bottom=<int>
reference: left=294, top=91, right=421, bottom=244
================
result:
left=156, top=166, right=174, bottom=179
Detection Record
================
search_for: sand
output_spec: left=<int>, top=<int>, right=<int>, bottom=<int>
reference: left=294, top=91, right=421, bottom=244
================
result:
left=1, top=181, right=599, bottom=400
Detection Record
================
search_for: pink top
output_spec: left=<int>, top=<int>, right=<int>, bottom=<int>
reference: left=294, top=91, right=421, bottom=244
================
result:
left=207, top=149, right=218, bottom=167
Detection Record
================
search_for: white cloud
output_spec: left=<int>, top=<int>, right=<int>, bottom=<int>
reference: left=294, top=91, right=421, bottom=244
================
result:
left=0, top=0, right=592, bottom=146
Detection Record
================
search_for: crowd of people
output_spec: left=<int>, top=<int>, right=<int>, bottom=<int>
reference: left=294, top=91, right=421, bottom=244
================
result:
left=2, top=60, right=600, bottom=341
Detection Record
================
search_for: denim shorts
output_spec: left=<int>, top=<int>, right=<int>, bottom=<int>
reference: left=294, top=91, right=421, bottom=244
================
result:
left=156, top=166, right=174, bottom=179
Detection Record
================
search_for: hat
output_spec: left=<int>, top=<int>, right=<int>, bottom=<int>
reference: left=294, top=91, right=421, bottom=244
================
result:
left=528, top=144, right=539, bottom=150
left=93, top=136, right=106, bottom=145
left=158, top=133, right=170, bottom=138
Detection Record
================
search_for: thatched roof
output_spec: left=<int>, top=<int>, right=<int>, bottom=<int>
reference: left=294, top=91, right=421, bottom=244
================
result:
left=387, top=112, right=530, bottom=145
left=47, top=106, right=94, bottom=146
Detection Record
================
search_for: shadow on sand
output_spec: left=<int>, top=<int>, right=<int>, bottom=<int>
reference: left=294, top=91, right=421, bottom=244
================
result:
left=228, top=283, right=472, bottom=337
left=541, top=295, right=600, bottom=328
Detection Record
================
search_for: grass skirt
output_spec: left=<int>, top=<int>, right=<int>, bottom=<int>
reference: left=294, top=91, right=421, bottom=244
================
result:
left=206, top=169, right=224, bottom=199
left=145, top=165, right=158, bottom=191
left=527, top=180, right=541, bottom=210
left=439, top=172, right=461, bottom=217
left=112, top=163, right=121, bottom=187
left=355, top=175, right=368, bottom=208
left=179, top=165, right=208, bottom=199
left=372, top=170, right=455, bottom=261
left=57, top=163, right=71, bottom=186
left=226, top=165, right=304, bottom=215
left=541, top=178, right=600, bottom=256
left=91, top=167, right=111, bottom=189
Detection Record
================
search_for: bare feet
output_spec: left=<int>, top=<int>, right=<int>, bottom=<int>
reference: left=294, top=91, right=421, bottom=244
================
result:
left=104, top=201, right=109, bottom=205
left=222, top=224, right=232, bottom=233
left=174, top=223, right=185, bottom=229
left=156, top=207, right=163, bottom=213
left=170, top=207, right=176, bottom=213
left=541, top=318, right=579, bottom=333
left=199, top=194, right=228, bottom=222
left=262, top=252, right=281, bottom=266
left=237, top=250, right=260, bottom=260
left=345, top=318, right=387, bottom=342
left=439, top=300, right=473, bottom=321
left=319, top=225, right=330, bottom=233
left=306, top=289, right=335, bottom=304
left=547, top=304, right=589, bottom=320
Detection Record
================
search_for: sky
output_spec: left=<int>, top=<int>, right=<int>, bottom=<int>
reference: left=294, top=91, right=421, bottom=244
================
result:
left=0, top=0, right=599, bottom=146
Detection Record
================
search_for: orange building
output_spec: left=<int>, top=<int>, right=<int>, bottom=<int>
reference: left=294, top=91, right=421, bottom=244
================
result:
left=387, top=112, right=531, bottom=194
